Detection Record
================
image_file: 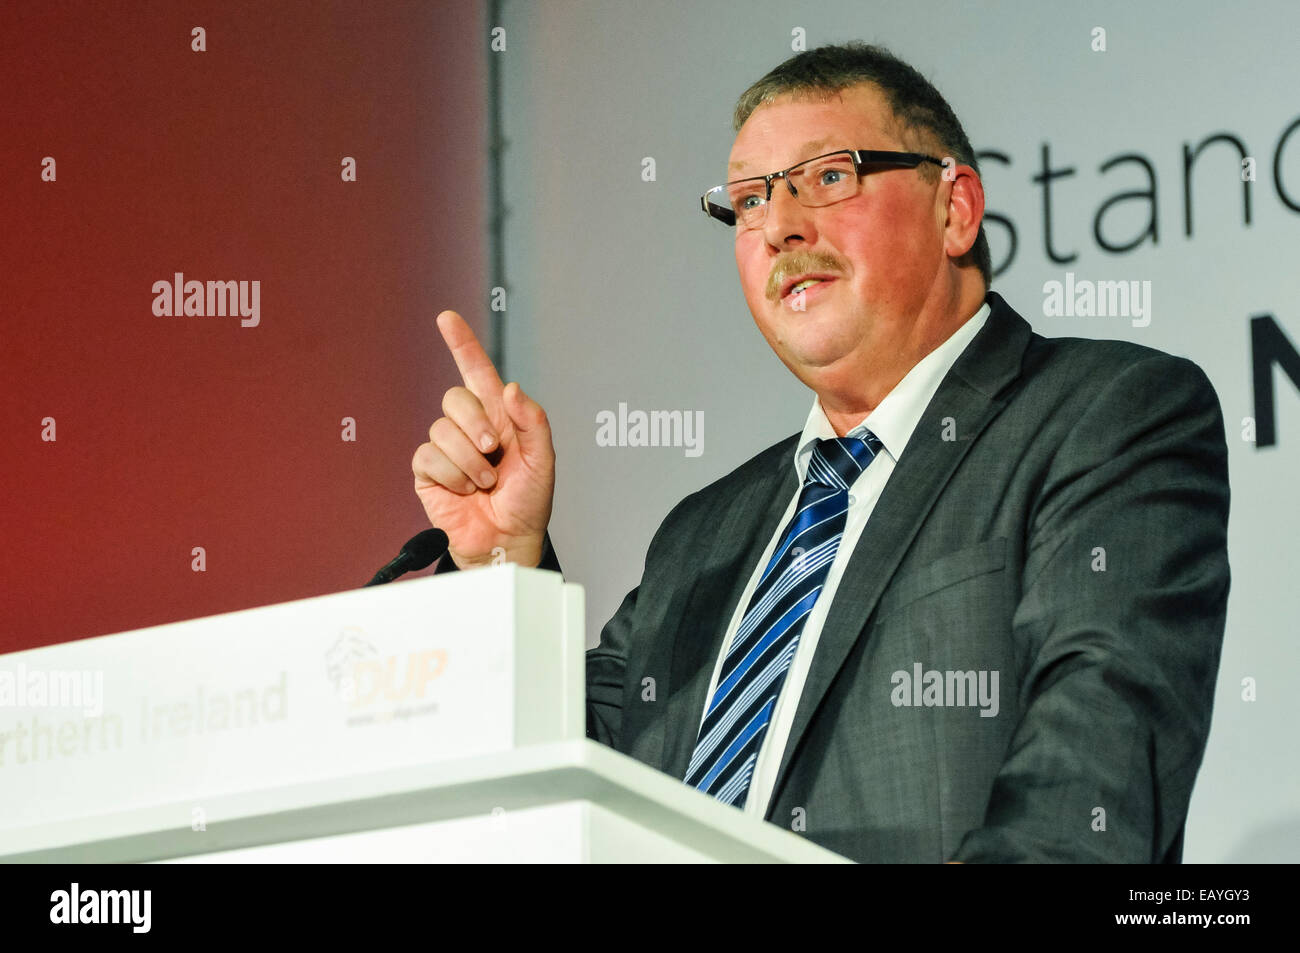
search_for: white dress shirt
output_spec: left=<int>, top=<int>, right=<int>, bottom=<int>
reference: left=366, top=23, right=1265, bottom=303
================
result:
left=696, top=300, right=991, bottom=819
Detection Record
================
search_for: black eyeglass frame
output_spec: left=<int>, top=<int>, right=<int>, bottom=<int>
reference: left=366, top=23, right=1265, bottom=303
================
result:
left=700, top=149, right=947, bottom=227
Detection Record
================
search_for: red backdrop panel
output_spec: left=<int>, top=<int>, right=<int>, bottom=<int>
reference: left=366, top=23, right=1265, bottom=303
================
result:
left=0, top=0, right=487, bottom=651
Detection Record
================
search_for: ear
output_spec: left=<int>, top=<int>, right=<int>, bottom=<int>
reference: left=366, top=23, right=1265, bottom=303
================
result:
left=939, top=161, right=985, bottom=262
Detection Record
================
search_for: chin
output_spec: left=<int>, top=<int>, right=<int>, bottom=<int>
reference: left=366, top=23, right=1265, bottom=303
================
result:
left=779, top=343, right=848, bottom=374
left=782, top=323, right=855, bottom=360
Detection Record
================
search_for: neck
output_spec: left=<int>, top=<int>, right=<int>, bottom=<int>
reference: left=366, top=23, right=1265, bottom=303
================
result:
left=817, top=281, right=987, bottom=436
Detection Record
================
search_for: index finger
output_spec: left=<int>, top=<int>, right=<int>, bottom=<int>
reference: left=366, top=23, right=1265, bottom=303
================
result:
left=437, top=310, right=504, bottom=404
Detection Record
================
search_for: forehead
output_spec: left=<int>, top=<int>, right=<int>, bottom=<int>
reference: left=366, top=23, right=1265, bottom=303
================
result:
left=727, top=84, right=899, bottom=175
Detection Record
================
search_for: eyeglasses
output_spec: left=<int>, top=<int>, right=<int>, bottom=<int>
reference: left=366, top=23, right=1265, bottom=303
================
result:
left=700, top=148, right=946, bottom=228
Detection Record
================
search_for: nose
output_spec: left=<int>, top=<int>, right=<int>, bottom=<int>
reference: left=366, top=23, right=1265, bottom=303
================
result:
left=762, top=174, right=815, bottom=247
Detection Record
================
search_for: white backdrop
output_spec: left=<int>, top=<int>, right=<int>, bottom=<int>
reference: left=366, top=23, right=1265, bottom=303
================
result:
left=492, top=0, right=1300, bottom=862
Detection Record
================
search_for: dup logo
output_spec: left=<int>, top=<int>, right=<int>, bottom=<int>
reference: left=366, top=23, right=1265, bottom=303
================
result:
left=324, top=627, right=448, bottom=718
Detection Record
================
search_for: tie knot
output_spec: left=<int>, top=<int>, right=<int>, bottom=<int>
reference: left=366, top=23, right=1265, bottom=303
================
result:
left=806, top=430, right=882, bottom=489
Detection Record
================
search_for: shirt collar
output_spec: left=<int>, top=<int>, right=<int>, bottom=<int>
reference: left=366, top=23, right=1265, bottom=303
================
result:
left=794, top=300, right=991, bottom=481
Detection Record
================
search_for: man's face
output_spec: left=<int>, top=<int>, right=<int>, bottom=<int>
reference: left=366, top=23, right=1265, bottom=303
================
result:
left=728, top=84, right=951, bottom=390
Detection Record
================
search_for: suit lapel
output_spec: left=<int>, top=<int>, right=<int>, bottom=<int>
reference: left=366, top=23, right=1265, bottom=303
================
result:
left=658, top=444, right=796, bottom=780
left=765, top=292, right=1033, bottom=812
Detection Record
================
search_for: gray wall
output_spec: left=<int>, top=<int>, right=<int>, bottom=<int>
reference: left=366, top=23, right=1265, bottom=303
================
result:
left=495, top=0, right=1300, bottom=862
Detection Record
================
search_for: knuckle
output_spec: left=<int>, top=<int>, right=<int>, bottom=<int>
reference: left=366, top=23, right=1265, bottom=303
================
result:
left=441, top=386, right=466, bottom=416
left=445, top=468, right=473, bottom=495
left=413, top=444, right=443, bottom=481
left=430, top=416, right=458, bottom=443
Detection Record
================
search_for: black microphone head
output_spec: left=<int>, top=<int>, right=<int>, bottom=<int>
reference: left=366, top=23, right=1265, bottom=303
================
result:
left=400, top=528, right=449, bottom=571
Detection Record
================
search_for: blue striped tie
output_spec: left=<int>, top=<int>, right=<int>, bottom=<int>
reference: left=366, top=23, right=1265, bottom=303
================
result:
left=684, top=428, right=883, bottom=808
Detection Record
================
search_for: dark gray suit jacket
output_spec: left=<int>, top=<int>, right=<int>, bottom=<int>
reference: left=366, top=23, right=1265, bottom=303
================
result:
left=438, top=290, right=1231, bottom=863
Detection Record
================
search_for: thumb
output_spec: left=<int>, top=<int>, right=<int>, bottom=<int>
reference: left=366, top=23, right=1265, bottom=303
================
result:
left=503, top=381, right=552, bottom=462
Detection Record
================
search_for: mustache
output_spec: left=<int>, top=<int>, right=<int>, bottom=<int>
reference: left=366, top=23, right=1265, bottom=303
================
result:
left=765, top=251, right=845, bottom=302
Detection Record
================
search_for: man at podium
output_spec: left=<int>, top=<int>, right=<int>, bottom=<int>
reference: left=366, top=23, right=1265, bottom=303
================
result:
left=410, top=43, right=1230, bottom=863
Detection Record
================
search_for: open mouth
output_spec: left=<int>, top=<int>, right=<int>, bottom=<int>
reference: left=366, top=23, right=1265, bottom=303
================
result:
left=781, top=275, right=838, bottom=303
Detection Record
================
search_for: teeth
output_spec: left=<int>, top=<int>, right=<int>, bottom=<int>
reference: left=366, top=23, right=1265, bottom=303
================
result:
left=789, top=278, right=824, bottom=296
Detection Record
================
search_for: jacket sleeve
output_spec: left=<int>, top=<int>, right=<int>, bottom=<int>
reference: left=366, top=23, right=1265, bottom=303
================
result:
left=584, top=584, right=638, bottom=749
left=581, top=493, right=696, bottom=750
left=950, top=354, right=1231, bottom=863
left=431, top=532, right=564, bottom=576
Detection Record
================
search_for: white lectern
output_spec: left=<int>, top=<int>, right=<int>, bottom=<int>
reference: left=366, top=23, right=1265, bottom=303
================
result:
left=0, top=566, right=847, bottom=863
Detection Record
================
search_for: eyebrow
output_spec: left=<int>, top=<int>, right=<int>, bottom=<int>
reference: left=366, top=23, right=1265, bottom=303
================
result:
left=729, top=137, right=833, bottom=174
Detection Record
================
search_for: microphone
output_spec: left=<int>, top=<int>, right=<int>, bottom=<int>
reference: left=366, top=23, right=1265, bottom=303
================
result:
left=364, top=528, right=449, bottom=587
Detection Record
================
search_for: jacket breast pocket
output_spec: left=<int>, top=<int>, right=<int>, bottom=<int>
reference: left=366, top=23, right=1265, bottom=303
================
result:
left=873, top=537, right=1008, bottom=624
